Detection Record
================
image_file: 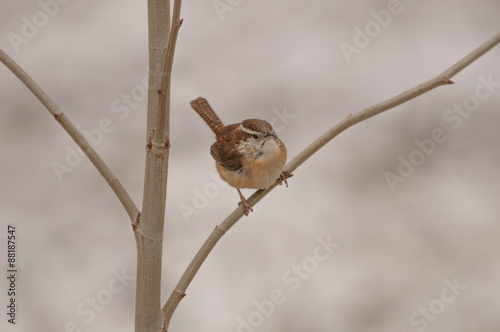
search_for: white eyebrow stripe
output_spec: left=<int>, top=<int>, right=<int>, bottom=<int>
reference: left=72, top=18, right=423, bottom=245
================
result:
left=238, top=124, right=261, bottom=136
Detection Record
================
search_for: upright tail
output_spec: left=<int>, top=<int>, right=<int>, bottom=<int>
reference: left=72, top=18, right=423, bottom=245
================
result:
left=190, top=97, right=226, bottom=136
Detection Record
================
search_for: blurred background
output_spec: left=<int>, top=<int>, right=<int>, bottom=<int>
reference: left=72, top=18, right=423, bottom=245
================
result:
left=1, top=1, right=500, bottom=331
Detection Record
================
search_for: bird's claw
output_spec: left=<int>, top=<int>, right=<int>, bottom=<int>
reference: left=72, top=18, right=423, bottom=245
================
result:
left=278, top=171, right=293, bottom=188
left=238, top=199, right=254, bottom=216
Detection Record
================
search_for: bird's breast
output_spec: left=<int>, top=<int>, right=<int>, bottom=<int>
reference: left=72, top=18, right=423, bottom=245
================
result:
left=217, top=138, right=287, bottom=189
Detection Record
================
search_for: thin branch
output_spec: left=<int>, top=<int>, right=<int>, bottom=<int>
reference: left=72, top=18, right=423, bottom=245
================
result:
left=162, top=32, right=500, bottom=323
left=0, top=49, right=140, bottom=223
left=153, top=0, right=183, bottom=145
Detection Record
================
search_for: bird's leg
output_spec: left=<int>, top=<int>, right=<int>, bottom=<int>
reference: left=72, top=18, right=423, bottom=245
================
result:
left=237, top=188, right=253, bottom=216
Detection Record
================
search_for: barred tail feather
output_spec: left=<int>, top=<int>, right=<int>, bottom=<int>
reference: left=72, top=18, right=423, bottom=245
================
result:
left=190, top=97, right=225, bottom=136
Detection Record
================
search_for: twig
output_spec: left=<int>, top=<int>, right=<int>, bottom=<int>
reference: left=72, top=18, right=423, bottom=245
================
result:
left=162, top=32, right=500, bottom=323
left=0, top=49, right=140, bottom=223
left=153, top=0, right=183, bottom=145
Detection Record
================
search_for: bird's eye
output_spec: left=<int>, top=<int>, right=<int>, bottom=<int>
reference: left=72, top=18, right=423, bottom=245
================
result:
left=252, top=134, right=259, bottom=139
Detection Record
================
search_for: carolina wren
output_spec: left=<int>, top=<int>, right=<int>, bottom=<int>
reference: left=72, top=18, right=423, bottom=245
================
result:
left=190, top=97, right=290, bottom=215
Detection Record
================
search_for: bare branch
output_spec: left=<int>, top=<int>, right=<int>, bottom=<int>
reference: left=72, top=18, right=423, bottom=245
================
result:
left=0, top=49, right=140, bottom=223
left=162, top=32, right=500, bottom=323
left=136, top=1, right=183, bottom=331
left=153, top=0, right=183, bottom=145
left=134, top=0, right=171, bottom=328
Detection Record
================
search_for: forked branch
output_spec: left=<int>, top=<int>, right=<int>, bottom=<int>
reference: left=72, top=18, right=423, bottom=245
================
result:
left=162, top=32, right=500, bottom=324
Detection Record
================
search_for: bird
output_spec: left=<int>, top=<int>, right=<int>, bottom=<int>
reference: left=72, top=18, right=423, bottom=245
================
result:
left=190, top=97, right=291, bottom=215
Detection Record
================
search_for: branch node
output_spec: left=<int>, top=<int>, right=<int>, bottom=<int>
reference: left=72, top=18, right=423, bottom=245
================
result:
left=132, top=212, right=141, bottom=231
left=173, top=289, right=186, bottom=297
left=215, top=225, right=226, bottom=234
left=133, top=214, right=160, bottom=242
left=346, top=113, right=358, bottom=122
left=134, top=227, right=160, bottom=242
left=178, top=18, right=184, bottom=27
left=146, top=129, right=156, bottom=150
left=53, top=113, right=63, bottom=121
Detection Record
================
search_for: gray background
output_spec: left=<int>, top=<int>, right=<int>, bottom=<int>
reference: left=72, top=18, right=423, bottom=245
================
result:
left=1, top=0, right=500, bottom=331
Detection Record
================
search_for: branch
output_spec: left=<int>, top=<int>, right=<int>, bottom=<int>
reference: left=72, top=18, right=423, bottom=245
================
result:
left=162, top=32, right=500, bottom=323
left=153, top=0, right=183, bottom=144
left=136, top=1, right=182, bottom=331
left=0, top=49, right=140, bottom=223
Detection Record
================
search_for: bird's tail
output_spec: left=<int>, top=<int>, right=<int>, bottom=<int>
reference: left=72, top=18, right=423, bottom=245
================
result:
left=190, top=97, right=225, bottom=136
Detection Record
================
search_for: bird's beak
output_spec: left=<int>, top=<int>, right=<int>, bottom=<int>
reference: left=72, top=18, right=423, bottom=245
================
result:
left=267, top=133, right=278, bottom=140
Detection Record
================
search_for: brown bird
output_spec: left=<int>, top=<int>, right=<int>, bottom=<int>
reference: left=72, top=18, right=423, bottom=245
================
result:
left=190, top=97, right=290, bottom=215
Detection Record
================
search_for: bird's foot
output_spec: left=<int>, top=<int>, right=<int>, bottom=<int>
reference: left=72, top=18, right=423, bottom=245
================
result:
left=238, top=199, right=254, bottom=216
left=278, top=171, right=293, bottom=188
